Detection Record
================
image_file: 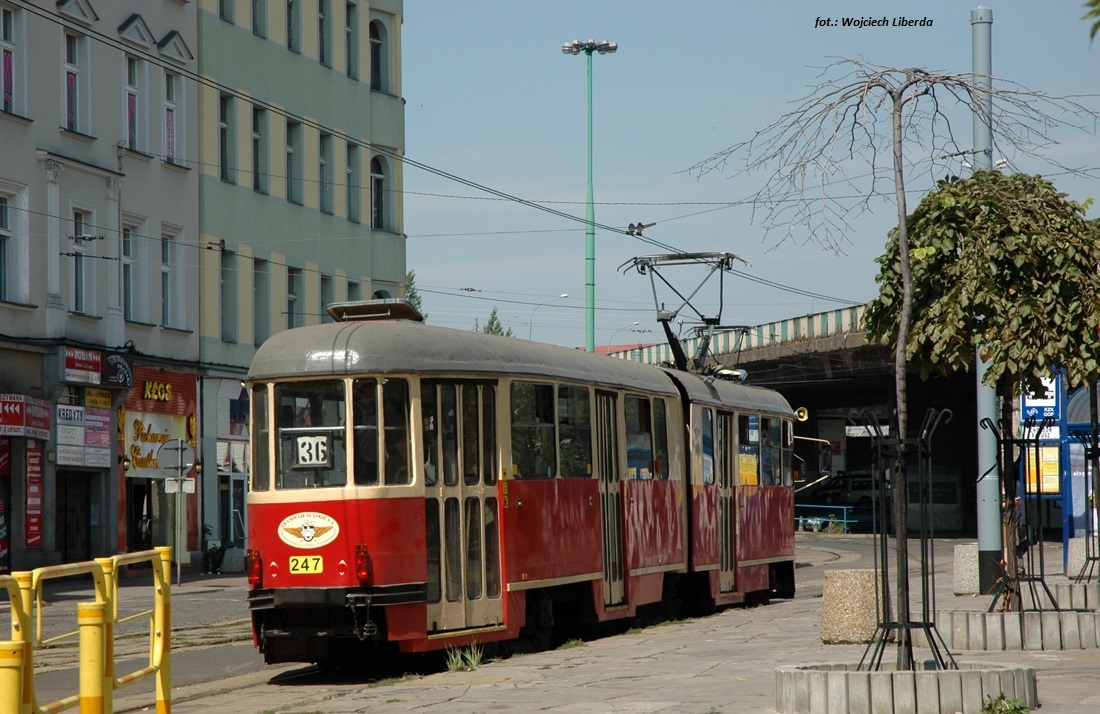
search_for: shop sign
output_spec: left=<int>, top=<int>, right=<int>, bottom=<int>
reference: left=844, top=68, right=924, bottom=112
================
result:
left=85, top=388, right=112, bottom=409
left=56, top=444, right=84, bottom=466
left=64, top=346, right=101, bottom=385
left=102, top=353, right=134, bottom=389
left=26, top=447, right=43, bottom=547
left=0, top=395, right=51, bottom=439
left=84, top=408, right=112, bottom=448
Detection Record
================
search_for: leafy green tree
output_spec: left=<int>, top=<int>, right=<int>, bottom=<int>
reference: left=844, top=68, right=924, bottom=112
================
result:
left=480, top=307, right=514, bottom=337
left=864, top=171, right=1100, bottom=487
left=403, top=270, right=427, bottom=320
left=1086, top=0, right=1100, bottom=40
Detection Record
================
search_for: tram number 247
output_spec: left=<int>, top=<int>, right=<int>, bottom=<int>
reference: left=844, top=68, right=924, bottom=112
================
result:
left=289, top=556, right=323, bottom=574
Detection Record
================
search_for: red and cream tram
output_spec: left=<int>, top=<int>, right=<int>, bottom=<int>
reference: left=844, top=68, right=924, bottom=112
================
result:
left=245, top=300, right=795, bottom=665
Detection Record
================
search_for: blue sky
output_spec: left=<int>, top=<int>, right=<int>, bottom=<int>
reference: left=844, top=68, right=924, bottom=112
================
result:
left=401, top=1, right=1099, bottom=348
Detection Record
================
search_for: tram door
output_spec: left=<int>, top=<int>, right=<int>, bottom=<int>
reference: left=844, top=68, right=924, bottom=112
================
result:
left=595, top=391, right=625, bottom=606
left=423, top=381, right=503, bottom=633
left=718, top=412, right=737, bottom=593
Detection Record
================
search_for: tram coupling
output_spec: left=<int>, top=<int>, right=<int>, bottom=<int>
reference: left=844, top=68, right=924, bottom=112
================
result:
left=346, top=593, right=378, bottom=640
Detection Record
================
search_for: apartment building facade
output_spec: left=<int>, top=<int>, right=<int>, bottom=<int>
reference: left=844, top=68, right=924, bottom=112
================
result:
left=0, top=0, right=405, bottom=572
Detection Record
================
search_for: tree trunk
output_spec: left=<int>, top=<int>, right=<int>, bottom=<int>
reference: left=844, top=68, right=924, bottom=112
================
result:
left=890, top=93, right=913, bottom=670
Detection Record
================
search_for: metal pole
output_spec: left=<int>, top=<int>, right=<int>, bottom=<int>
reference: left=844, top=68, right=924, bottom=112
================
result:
left=584, top=48, right=596, bottom=352
left=177, top=457, right=183, bottom=587
left=971, top=5, right=1001, bottom=593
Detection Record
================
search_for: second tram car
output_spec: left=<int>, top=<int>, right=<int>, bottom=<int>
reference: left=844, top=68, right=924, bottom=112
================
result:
left=245, top=300, right=795, bottom=665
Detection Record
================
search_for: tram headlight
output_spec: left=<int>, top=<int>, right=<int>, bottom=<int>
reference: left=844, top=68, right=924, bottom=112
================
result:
left=246, top=548, right=263, bottom=588
left=355, top=544, right=373, bottom=584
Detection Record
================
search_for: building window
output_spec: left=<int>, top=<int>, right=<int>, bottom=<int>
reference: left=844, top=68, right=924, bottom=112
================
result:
left=219, top=0, right=234, bottom=23
left=285, top=120, right=301, bottom=203
left=219, top=93, right=235, bottom=182
left=318, top=0, right=331, bottom=66
left=286, top=0, right=300, bottom=52
left=347, top=279, right=360, bottom=302
left=161, top=231, right=174, bottom=326
left=0, top=195, right=8, bottom=300
left=370, top=156, right=385, bottom=230
left=253, top=258, right=270, bottom=346
left=345, top=2, right=358, bottom=79
left=252, top=0, right=266, bottom=37
left=345, top=142, right=360, bottom=222
left=121, top=225, right=134, bottom=320
left=319, top=132, right=333, bottom=213
left=321, top=274, right=334, bottom=322
left=71, top=209, right=91, bottom=314
left=63, top=32, right=85, bottom=131
left=286, top=267, right=301, bottom=329
left=369, top=20, right=384, bottom=91
left=252, top=106, right=267, bottom=193
left=2, top=4, right=22, bottom=115
left=221, top=250, right=238, bottom=342
left=124, top=56, right=143, bottom=150
left=164, top=70, right=178, bottom=163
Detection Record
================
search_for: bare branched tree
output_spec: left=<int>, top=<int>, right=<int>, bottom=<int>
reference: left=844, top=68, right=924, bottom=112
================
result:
left=690, top=57, right=1099, bottom=670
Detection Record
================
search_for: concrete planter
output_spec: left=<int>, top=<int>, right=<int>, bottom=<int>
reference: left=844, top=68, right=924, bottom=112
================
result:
left=775, top=660, right=1036, bottom=714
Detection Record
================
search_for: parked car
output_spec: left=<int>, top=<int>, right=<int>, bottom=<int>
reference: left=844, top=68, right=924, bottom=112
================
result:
left=812, top=471, right=888, bottom=507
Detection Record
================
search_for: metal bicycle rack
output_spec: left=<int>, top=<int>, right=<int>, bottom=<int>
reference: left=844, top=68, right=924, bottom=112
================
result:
left=983, top=416, right=1061, bottom=613
left=852, top=408, right=957, bottom=671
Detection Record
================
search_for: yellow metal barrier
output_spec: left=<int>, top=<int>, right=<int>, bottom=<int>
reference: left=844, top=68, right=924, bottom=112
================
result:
left=4, top=546, right=173, bottom=714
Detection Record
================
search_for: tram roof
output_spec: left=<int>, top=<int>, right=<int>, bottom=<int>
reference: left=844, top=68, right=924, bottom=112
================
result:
left=249, top=319, right=793, bottom=416
left=248, top=319, right=680, bottom=395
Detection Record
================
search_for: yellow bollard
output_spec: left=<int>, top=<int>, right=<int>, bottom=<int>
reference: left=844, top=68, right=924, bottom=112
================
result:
left=155, top=546, right=172, bottom=714
left=77, top=601, right=106, bottom=714
left=95, top=557, right=115, bottom=713
left=15, top=571, right=33, bottom=714
left=0, top=641, right=24, bottom=714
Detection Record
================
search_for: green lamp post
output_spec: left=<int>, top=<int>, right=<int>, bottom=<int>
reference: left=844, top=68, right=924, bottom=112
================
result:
left=562, top=38, right=617, bottom=352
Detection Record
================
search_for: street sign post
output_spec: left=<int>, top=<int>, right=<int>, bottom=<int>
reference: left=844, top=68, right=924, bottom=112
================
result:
left=157, top=438, right=195, bottom=586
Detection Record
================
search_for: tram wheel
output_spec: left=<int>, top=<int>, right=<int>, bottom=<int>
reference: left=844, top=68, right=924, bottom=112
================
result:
left=521, top=590, right=554, bottom=652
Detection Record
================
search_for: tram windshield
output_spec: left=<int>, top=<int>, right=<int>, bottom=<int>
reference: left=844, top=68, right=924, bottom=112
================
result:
left=274, top=381, right=348, bottom=488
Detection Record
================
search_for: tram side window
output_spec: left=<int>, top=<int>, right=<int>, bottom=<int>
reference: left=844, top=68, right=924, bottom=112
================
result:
left=625, top=396, right=653, bottom=480
left=558, top=385, right=592, bottom=478
left=702, top=407, right=715, bottom=485
left=252, top=384, right=270, bottom=490
left=275, top=381, right=347, bottom=489
left=422, top=385, right=439, bottom=487
left=511, top=382, right=556, bottom=479
left=738, top=414, right=760, bottom=486
left=781, top=419, right=793, bottom=486
left=761, top=417, right=782, bottom=486
left=483, top=386, right=497, bottom=485
left=382, top=378, right=411, bottom=485
left=352, top=379, right=379, bottom=485
left=653, top=399, right=669, bottom=480
left=461, top=385, right=480, bottom=486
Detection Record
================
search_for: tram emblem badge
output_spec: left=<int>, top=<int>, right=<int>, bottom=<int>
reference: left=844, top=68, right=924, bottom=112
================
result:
left=278, top=512, right=340, bottom=549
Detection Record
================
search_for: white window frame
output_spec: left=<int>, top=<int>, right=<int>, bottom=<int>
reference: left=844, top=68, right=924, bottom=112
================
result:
left=252, top=106, right=267, bottom=193
left=369, top=19, right=383, bottom=91
left=346, top=142, right=360, bottom=222
left=319, top=132, right=332, bottom=213
left=163, top=70, right=179, bottom=163
left=252, top=0, right=267, bottom=37
left=219, top=93, right=235, bottom=182
left=0, top=179, right=27, bottom=303
left=2, top=3, right=24, bottom=116
left=124, top=54, right=145, bottom=151
left=318, top=0, right=331, bottom=67
left=63, top=31, right=88, bottom=132
left=70, top=205, right=96, bottom=315
left=344, top=2, right=358, bottom=79
left=160, top=227, right=180, bottom=327
left=370, top=155, right=385, bottom=230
